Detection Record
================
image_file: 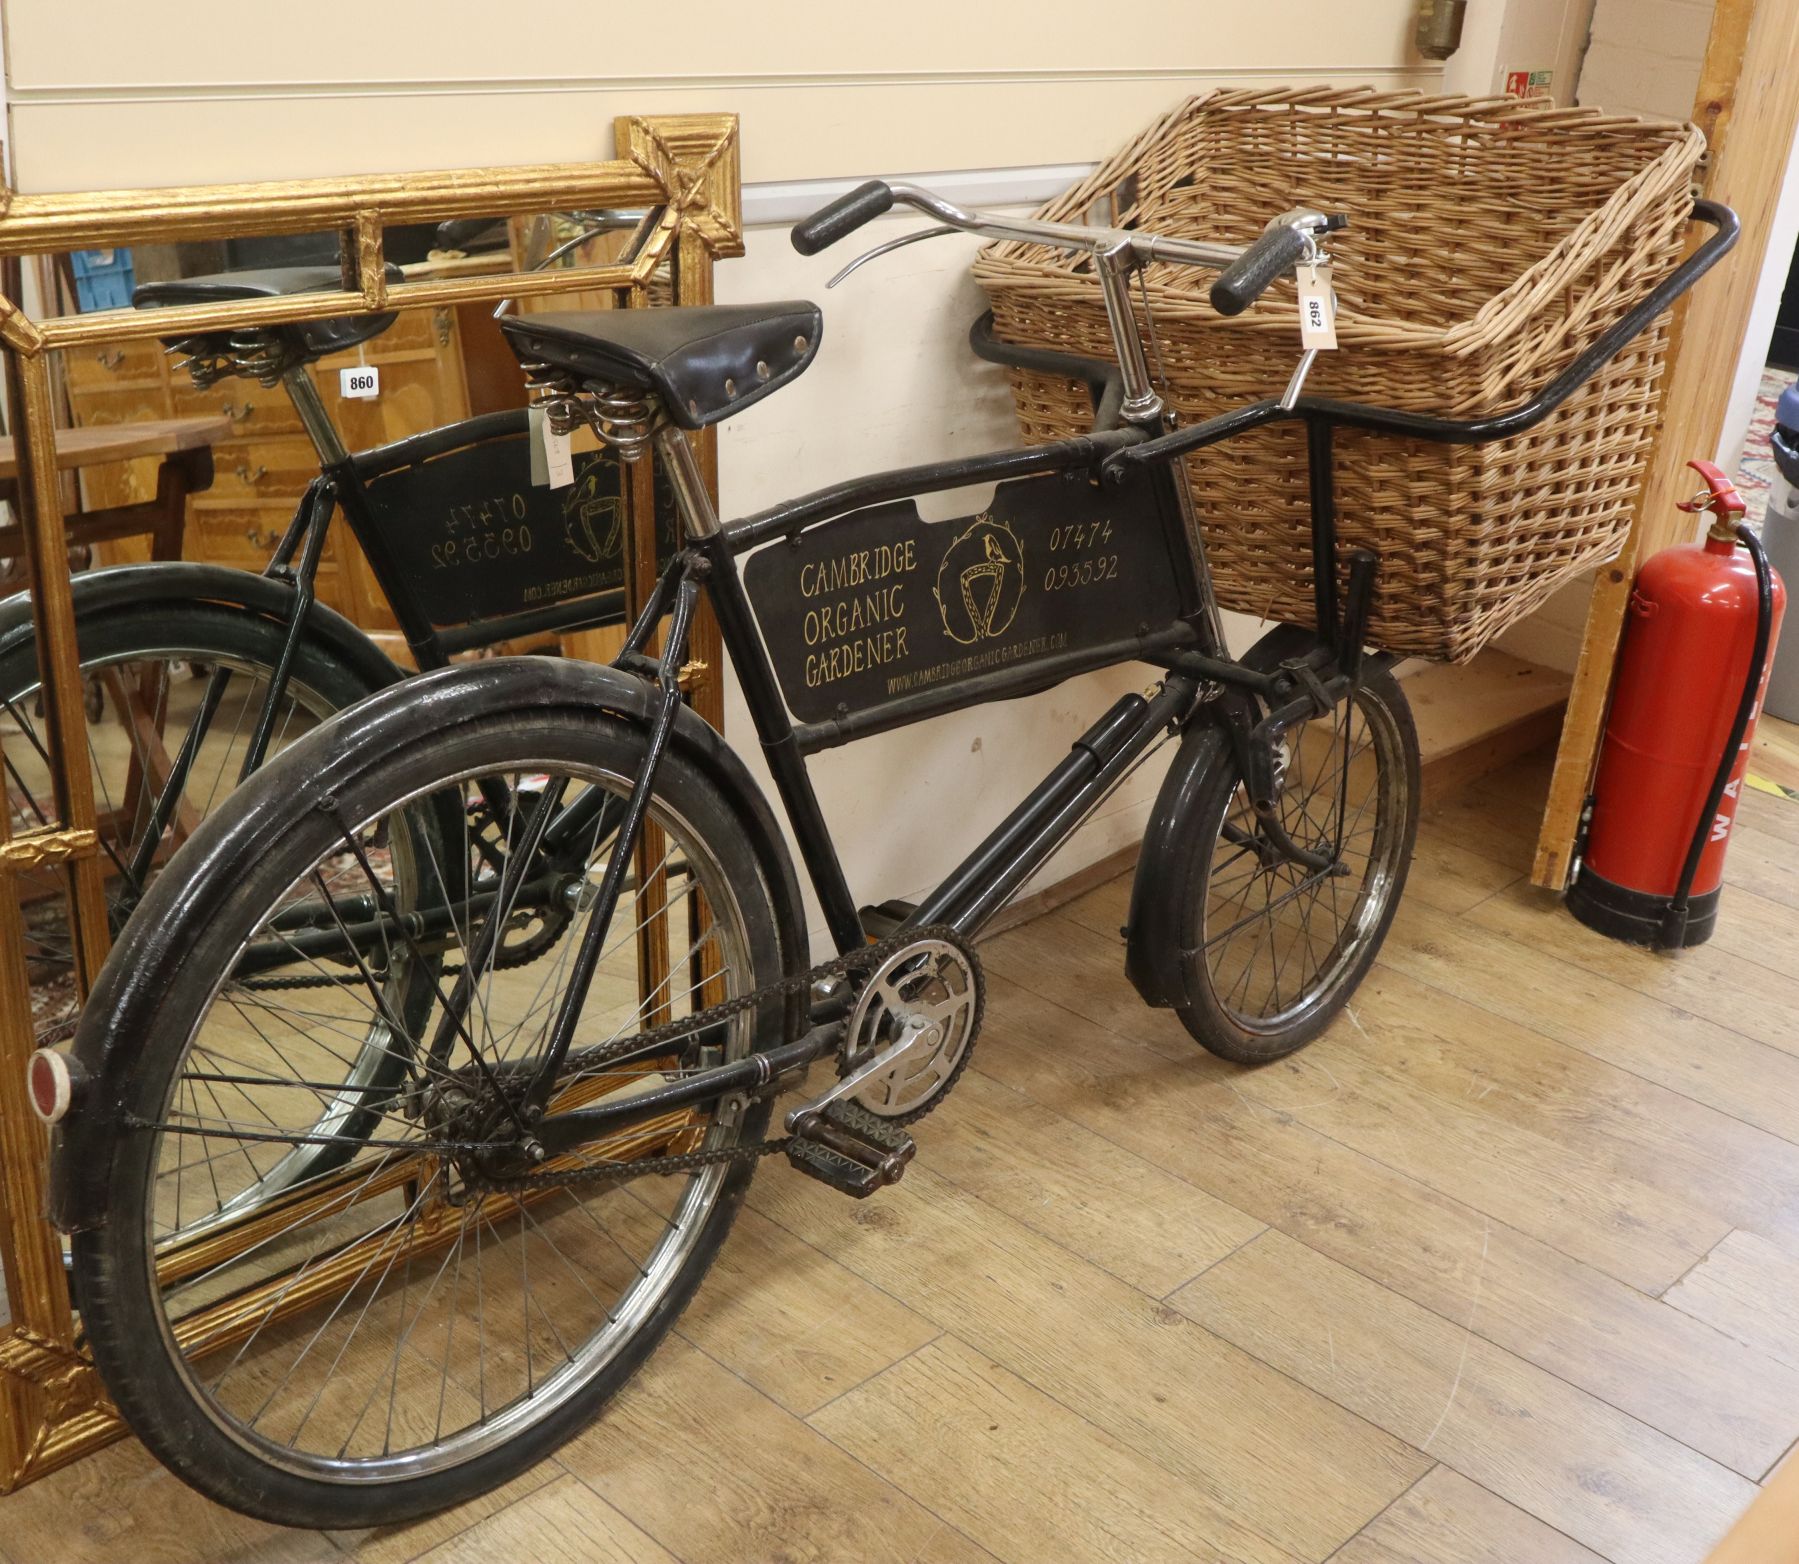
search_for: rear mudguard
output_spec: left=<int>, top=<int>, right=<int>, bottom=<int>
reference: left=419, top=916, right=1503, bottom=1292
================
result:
left=0, top=562, right=407, bottom=697
left=1125, top=625, right=1388, bottom=1008
left=48, top=655, right=807, bottom=1232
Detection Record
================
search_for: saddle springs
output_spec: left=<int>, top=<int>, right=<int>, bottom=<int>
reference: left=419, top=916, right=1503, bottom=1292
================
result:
left=522, top=364, right=659, bottom=463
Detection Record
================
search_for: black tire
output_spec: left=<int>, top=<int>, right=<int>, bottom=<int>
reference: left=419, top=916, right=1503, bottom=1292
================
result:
left=73, top=708, right=789, bottom=1528
left=0, top=597, right=380, bottom=713
left=1171, top=629, right=1419, bottom=1064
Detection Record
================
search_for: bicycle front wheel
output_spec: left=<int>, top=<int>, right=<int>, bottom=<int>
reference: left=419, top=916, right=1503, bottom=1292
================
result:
left=74, top=706, right=789, bottom=1527
left=1172, top=631, right=1419, bottom=1063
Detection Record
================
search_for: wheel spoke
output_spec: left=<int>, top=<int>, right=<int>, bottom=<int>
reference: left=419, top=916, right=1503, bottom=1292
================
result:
left=101, top=742, right=769, bottom=1498
left=1198, top=675, right=1409, bottom=1040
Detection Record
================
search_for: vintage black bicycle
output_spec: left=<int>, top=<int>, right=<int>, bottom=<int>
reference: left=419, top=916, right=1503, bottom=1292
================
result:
left=35, top=180, right=1736, bottom=1525
left=1, top=210, right=674, bottom=1045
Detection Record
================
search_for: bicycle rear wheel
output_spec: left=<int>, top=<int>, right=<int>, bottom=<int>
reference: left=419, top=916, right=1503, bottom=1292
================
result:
left=73, top=707, right=788, bottom=1527
left=1172, top=631, right=1418, bottom=1063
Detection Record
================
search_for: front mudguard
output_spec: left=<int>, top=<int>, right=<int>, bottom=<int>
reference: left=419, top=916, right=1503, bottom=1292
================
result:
left=1124, top=625, right=1388, bottom=1008
left=48, top=655, right=807, bottom=1233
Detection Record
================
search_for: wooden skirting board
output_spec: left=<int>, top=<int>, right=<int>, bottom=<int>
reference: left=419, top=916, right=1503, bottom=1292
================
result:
left=990, top=648, right=1570, bottom=933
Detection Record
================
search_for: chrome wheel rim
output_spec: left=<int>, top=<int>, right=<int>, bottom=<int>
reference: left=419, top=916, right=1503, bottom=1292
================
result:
left=139, top=758, right=757, bottom=1483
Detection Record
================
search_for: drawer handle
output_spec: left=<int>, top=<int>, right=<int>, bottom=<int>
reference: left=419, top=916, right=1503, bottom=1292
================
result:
left=232, top=461, right=268, bottom=485
left=244, top=525, right=285, bottom=550
left=222, top=399, right=255, bottom=423
left=95, top=348, right=126, bottom=370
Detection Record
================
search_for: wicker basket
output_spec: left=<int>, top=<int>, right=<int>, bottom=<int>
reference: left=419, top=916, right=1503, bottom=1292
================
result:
left=972, top=87, right=1706, bottom=661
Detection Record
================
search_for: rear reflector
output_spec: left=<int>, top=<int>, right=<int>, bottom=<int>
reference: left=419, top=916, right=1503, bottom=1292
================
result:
left=27, top=1049, right=76, bottom=1124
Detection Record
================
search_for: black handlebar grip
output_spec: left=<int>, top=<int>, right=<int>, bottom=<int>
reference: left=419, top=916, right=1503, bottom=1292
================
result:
left=1209, top=224, right=1310, bottom=317
left=792, top=180, right=896, bottom=256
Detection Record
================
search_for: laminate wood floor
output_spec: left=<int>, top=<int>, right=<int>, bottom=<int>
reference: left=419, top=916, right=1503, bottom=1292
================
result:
left=8, top=724, right=1797, bottom=1564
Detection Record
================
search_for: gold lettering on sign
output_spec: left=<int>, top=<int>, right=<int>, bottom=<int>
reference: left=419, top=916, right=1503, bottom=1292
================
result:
left=797, top=538, right=920, bottom=689
left=798, top=540, right=916, bottom=599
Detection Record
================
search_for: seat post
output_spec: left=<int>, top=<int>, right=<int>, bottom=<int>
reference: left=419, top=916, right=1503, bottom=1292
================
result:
left=653, top=421, right=721, bottom=539
left=281, top=363, right=351, bottom=468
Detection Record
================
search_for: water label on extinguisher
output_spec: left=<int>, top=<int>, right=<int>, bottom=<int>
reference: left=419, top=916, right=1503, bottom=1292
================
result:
left=1710, top=715, right=1761, bottom=845
left=1713, top=777, right=1744, bottom=842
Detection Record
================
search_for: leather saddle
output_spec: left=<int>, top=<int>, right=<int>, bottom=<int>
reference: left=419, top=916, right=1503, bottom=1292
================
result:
left=499, top=302, right=823, bottom=430
left=134, top=264, right=404, bottom=363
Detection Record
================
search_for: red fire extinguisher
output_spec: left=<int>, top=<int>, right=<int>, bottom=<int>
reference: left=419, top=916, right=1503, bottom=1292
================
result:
left=1567, top=460, right=1786, bottom=947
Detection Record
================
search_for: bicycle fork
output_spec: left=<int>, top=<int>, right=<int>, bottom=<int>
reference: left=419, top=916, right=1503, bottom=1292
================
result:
left=1214, top=548, right=1379, bottom=876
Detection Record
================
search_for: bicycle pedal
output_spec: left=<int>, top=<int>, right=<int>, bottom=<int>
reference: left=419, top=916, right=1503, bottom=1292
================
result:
left=786, top=1099, right=915, bottom=1199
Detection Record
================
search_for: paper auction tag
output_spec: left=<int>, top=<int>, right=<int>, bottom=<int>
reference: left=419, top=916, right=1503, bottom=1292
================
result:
left=528, top=406, right=549, bottom=485
left=544, top=423, right=575, bottom=489
left=1297, top=260, right=1338, bottom=350
left=339, top=364, right=380, bottom=399
left=528, top=405, right=575, bottom=489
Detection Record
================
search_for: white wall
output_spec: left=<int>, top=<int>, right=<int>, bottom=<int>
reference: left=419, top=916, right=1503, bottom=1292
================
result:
left=1578, top=0, right=1712, bottom=119
left=1722, top=128, right=1799, bottom=476
left=1443, top=0, right=1596, bottom=101
left=1, top=1, right=1435, bottom=190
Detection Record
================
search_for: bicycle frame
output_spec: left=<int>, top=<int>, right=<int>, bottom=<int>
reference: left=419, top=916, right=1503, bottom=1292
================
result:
left=503, top=196, right=1742, bottom=1153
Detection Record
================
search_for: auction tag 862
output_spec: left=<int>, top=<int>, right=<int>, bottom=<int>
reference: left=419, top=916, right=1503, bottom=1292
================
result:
left=1297, top=261, right=1337, bottom=351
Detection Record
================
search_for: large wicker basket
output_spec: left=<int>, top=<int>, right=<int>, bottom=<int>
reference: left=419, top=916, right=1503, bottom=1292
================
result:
left=972, top=87, right=1706, bottom=661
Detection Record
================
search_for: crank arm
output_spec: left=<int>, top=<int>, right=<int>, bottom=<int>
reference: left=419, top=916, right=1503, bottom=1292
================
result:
left=785, top=1012, right=936, bottom=1135
left=534, top=1019, right=844, bottom=1159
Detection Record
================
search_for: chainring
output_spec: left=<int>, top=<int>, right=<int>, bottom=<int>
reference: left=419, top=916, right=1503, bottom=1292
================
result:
left=838, top=934, right=984, bottom=1125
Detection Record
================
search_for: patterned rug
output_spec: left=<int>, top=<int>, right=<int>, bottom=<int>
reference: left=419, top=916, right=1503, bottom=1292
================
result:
left=1734, top=363, right=1793, bottom=530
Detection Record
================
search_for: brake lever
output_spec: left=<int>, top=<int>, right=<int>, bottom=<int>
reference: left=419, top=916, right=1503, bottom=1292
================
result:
left=826, top=224, right=959, bottom=288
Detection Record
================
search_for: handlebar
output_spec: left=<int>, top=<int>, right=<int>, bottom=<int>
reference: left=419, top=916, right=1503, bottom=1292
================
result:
left=792, top=180, right=897, bottom=255
left=792, top=177, right=1245, bottom=270
left=970, top=200, right=1738, bottom=465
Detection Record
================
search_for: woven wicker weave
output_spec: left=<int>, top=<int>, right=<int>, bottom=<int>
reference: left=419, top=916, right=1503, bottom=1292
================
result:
left=972, top=87, right=1706, bottom=661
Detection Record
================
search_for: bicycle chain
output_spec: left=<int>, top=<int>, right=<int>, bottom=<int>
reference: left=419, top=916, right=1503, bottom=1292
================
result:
left=479, top=921, right=977, bottom=1197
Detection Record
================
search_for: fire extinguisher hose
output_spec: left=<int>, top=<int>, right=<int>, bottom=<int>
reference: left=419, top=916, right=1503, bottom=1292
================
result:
left=1662, top=522, right=1775, bottom=948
